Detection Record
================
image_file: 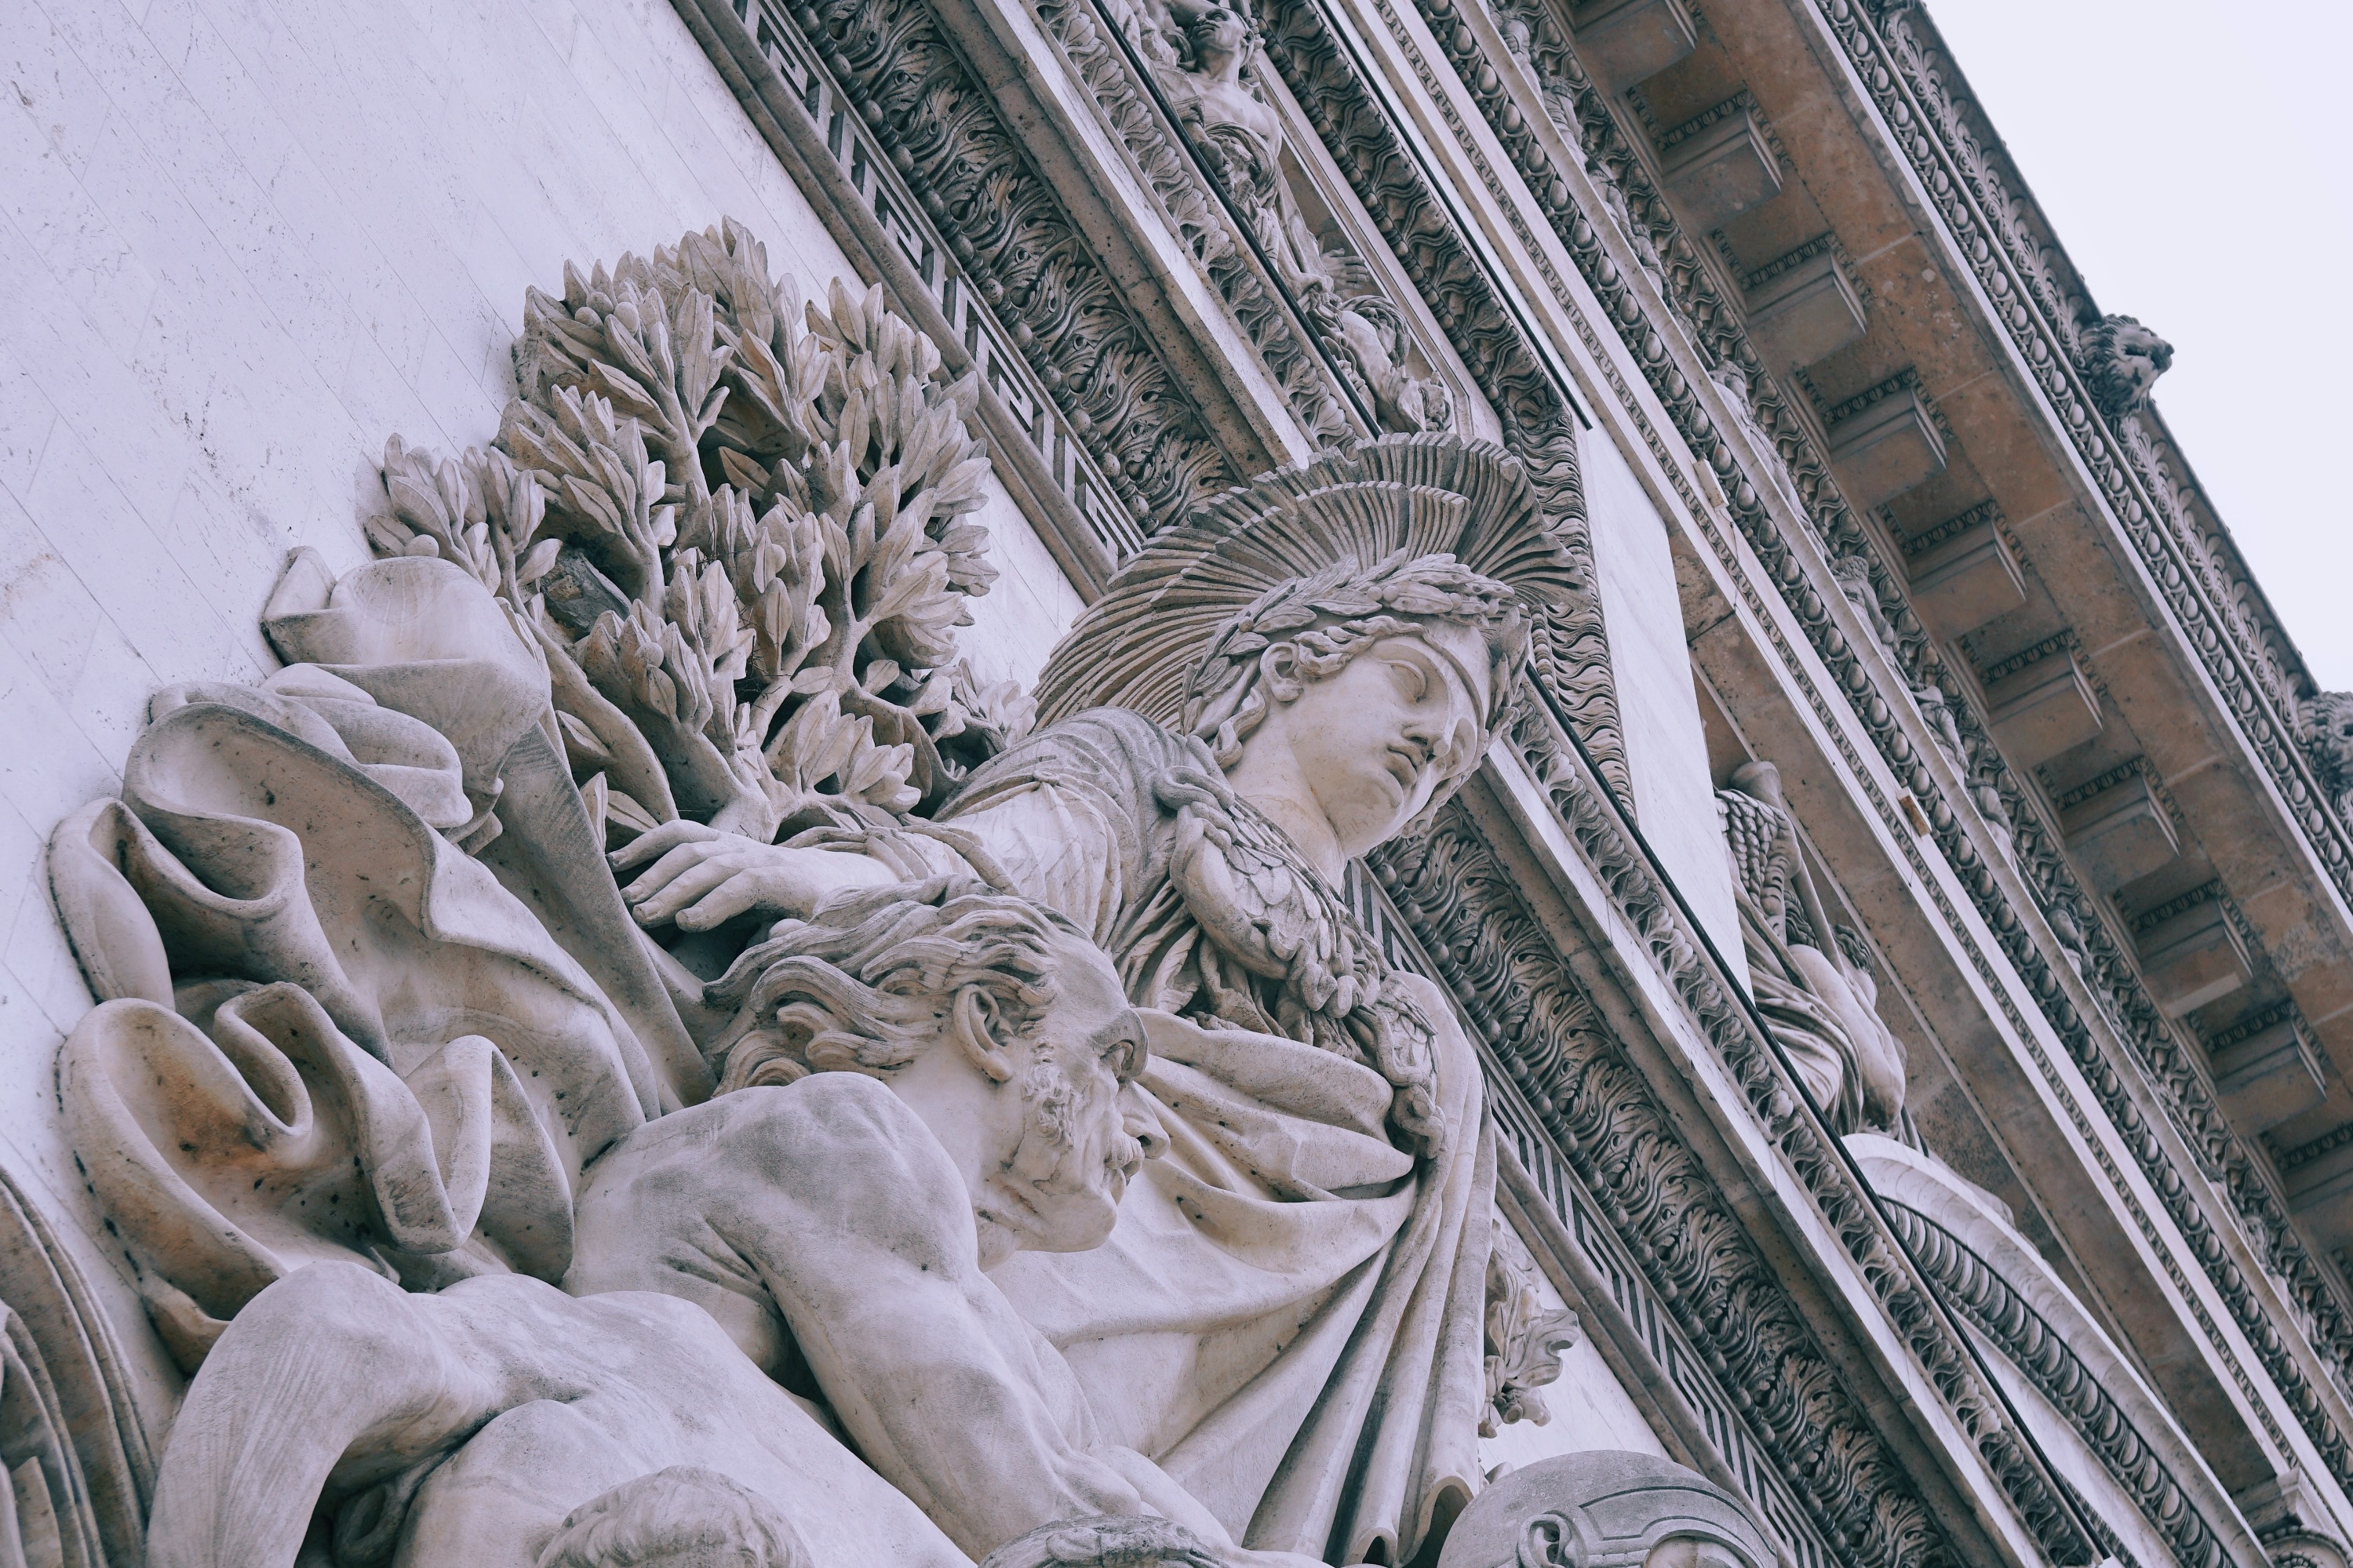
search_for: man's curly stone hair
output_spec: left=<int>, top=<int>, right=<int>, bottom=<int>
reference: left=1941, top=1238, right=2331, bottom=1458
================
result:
left=702, top=875, right=1088, bottom=1093
left=1178, top=549, right=1529, bottom=773
left=535, top=1466, right=807, bottom=1567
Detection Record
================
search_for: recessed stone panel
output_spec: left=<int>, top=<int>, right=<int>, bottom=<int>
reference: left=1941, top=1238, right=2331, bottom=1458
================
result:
left=2211, top=1013, right=2326, bottom=1133
left=2135, top=894, right=2251, bottom=1018
left=1744, top=245, right=1867, bottom=371
left=2059, top=769, right=2179, bottom=892
left=1825, top=388, right=1946, bottom=510
left=1568, top=0, right=1698, bottom=86
left=1904, top=515, right=2025, bottom=638
left=2286, top=1137, right=2353, bottom=1252
left=1659, top=107, right=1783, bottom=231
left=1983, top=648, right=2101, bottom=769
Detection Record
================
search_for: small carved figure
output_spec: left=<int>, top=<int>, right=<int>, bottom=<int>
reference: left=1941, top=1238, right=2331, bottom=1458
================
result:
left=1829, top=552, right=1965, bottom=768
left=2073, top=311, right=2173, bottom=420
left=1147, top=0, right=1452, bottom=431
left=1718, top=761, right=1907, bottom=1132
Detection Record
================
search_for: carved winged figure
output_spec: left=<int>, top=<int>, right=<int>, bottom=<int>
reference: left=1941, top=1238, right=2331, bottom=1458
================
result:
left=1717, top=761, right=1907, bottom=1133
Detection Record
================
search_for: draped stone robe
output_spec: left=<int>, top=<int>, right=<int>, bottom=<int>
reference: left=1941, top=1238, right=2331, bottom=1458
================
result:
left=847, top=708, right=1493, bottom=1565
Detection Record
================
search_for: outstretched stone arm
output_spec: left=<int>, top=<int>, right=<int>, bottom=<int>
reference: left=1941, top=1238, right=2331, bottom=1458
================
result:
left=144, top=1263, right=504, bottom=1568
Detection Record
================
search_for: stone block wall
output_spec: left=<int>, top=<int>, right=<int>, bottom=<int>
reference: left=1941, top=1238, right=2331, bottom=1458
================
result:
left=0, top=0, right=1080, bottom=1424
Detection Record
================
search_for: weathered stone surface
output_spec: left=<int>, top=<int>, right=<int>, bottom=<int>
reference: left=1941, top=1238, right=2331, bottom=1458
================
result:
left=1905, top=514, right=2027, bottom=639
left=2136, top=893, right=2252, bottom=1018
left=2060, top=769, right=2180, bottom=892
left=1566, top=0, right=1697, bottom=86
left=1659, top=105, right=1782, bottom=231
left=2211, top=1013, right=2326, bottom=1133
left=1983, top=646, right=2103, bottom=769
left=1743, top=244, right=1867, bottom=372
left=1824, top=385, right=1947, bottom=511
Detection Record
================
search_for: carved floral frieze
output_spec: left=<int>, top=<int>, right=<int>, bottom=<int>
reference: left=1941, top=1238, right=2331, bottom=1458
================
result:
left=1346, top=0, right=2353, bottom=1505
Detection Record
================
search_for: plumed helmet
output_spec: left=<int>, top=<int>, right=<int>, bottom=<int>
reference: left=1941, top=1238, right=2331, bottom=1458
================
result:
left=1033, top=435, right=1583, bottom=733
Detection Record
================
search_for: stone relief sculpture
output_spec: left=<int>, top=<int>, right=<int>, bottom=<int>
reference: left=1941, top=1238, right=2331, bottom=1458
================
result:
left=1717, top=762, right=1907, bottom=1133
left=1124, top=0, right=1453, bottom=433
left=1433, top=1451, right=1774, bottom=1568
left=140, top=881, right=1298, bottom=1566
left=1480, top=1219, right=1582, bottom=1438
left=618, top=434, right=1583, bottom=1562
left=40, top=224, right=1582, bottom=1566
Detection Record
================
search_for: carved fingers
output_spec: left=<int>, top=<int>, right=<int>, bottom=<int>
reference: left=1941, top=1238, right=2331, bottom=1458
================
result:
left=611, top=822, right=892, bottom=929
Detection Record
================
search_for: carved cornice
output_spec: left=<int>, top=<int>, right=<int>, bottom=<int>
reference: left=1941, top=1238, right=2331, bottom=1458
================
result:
left=1816, top=0, right=2353, bottom=1483
left=1026, top=0, right=1366, bottom=444
left=2129, top=879, right=2226, bottom=938
left=1375, top=802, right=1961, bottom=1568
left=1888, top=1199, right=2226, bottom=1568
left=1819, top=368, right=1921, bottom=431
left=1655, top=89, right=1756, bottom=153
left=1973, top=630, right=2077, bottom=689
left=2051, top=756, right=2145, bottom=814
left=2276, top=1122, right=2353, bottom=1180
left=1899, top=500, right=2000, bottom=560
left=1743, top=232, right=1838, bottom=295
left=1377, top=0, right=2353, bottom=1499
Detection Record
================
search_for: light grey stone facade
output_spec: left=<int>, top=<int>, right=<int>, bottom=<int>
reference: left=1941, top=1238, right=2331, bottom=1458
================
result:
left=2, top=0, right=2349, bottom=1564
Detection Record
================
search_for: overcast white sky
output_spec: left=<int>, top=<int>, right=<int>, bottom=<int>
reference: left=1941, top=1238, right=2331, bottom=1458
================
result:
left=1921, top=0, right=2353, bottom=688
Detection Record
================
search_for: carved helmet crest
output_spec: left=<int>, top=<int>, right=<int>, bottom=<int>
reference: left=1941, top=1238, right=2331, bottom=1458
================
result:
left=1033, top=434, right=1581, bottom=733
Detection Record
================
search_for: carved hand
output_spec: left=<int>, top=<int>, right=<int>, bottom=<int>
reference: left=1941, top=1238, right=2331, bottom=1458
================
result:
left=610, top=820, right=891, bottom=930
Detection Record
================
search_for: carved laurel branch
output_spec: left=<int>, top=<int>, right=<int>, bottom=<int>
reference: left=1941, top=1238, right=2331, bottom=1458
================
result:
left=1029, top=0, right=1363, bottom=446
left=792, top=0, right=1243, bottom=526
left=1391, top=0, right=2353, bottom=1500
left=366, top=231, right=1022, bottom=845
left=1250, top=0, right=1633, bottom=812
left=1372, top=806, right=1954, bottom=1568
left=1885, top=1201, right=2227, bottom=1568
left=1819, top=0, right=2353, bottom=1495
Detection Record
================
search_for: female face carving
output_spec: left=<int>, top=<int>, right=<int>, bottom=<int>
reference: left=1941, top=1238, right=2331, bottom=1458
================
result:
left=1235, top=623, right=1492, bottom=865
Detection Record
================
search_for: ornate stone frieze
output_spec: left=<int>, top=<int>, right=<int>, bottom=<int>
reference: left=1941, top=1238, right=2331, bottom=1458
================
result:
left=1024, top=0, right=1362, bottom=445
left=763, top=0, right=1249, bottom=529
left=1032, top=0, right=1459, bottom=440
left=1367, top=0, right=2353, bottom=1499
left=1884, top=1200, right=2227, bottom=1568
